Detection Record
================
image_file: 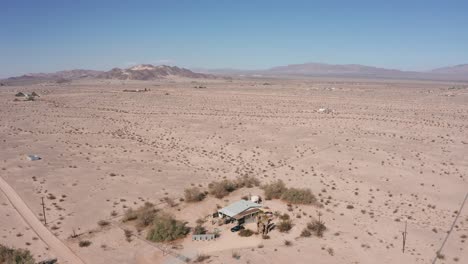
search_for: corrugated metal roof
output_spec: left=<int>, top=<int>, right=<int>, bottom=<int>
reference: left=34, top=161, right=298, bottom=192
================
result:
left=218, top=200, right=261, bottom=218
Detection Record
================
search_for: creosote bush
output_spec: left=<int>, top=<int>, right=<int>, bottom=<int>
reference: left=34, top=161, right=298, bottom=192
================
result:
left=0, top=244, right=35, bottom=264
left=147, top=213, right=190, bottom=242
left=122, top=202, right=158, bottom=228
left=281, top=188, right=317, bottom=205
left=184, top=187, right=206, bottom=202
left=239, top=229, right=254, bottom=237
left=193, top=225, right=207, bottom=235
left=277, top=219, right=293, bottom=233
left=208, top=176, right=260, bottom=199
left=79, top=240, right=92, bottom=247
left=307, top=219, right=327, bottom=237
left=235, top=175, right=260, bottom=188
left=208, top=179, right=237, bottom=198
left=262, top=180, right=287, bottom=200
left=300, top=228, right=312, bottom=237
left=262, top=180, right=317, bottom=205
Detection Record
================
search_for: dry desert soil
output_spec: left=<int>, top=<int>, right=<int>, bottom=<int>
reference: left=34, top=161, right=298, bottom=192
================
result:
left=0, top=77, right=467, bottom=264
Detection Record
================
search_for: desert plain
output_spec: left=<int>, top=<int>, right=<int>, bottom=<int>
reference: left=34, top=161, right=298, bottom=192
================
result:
left=0, top=77, right=467, bottom=264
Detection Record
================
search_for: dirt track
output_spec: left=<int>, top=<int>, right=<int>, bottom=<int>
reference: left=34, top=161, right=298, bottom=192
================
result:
left=0, top=176, right=85, bottom=264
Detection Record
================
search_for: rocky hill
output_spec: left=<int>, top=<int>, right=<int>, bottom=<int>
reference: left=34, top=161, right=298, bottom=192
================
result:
left=98, top=64, right=212, bottom=80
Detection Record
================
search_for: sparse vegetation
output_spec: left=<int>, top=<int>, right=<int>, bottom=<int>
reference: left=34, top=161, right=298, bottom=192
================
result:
left=281, top=188, right=316, bottom=204
left=98, top=220, right=110, bottom=227
left=300, top=228, right=312, bottom=237
left=262, top=180, right=316, bottom=204
left=0, top=244, right=35, bottom=264
left=307, top=219, right=327, bottom=237
left=208, top=179, right=237, bottom=198
left=184, top=187, right=206, bottom=202
left=124, top=229, right=133, bottom=242
left=194, top=254, right=210, bottom=262
left=79, top=240, right=92, bottom=247
left=193, top=225, right=207, bottom=235
left=146, top=213, right=190, bottom=242
left=277, top=219, right=293, bottom=233
left=239, top=229, right=254, bottom=237
left=263, top=180, right=287, bottom=200
left=235, top=175, right=260, bottom=188
left=122, top=202, right=158, bottom=228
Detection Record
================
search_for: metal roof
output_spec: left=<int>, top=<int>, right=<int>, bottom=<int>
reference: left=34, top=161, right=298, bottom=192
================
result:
left=218, top=200, right=261, bottom=218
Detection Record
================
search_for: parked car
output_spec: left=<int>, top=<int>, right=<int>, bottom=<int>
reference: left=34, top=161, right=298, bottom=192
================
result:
left=230, top=225, right=245, bottom=232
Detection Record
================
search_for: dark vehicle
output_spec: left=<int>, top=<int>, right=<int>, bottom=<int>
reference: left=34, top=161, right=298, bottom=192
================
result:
left=230, top=225, right=245, bottom=232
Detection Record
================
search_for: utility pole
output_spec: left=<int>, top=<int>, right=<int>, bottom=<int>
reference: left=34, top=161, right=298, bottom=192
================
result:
left=41, top=197, right=47, bottom=226
left=402, top=221, right=408, bottom=253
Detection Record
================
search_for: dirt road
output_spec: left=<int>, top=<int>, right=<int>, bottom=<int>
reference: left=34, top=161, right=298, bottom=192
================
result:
left=0, top=176, right=85, bottom=264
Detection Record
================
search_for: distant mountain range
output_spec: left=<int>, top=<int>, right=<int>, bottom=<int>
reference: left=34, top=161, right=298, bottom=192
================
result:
left=99, top=64, right=211, bottom=80
left=0, top=65, right=213, bottom=85
left=2, top=63, right=468, bottom=86
left=196, top=63, right=468, bottom=81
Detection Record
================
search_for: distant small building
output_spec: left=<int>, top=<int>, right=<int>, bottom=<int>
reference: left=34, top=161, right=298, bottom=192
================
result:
left=27, top=154, right=41, bottom=161
left=218, top=200, right=262, bottom=224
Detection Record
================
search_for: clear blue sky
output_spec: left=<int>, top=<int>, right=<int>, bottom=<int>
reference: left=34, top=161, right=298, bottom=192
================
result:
left=1, top=0, right=467, bottom=77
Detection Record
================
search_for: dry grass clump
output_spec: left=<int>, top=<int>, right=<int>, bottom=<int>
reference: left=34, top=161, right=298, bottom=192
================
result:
left=194, top=254, right=210, bottom=262
left=208, top=179, right=237, bottom=198
left=146, top=213, right=190, bottom=242
left=263, top=180, right=287, bottom=200
left=281, top=188, right=317, bottom=204
left=193, top=225, right=207, bottom=235
left=208, top=176, right=260, bottom=199
left=239, top=229, right=254, bottom=237
left=277, top=219, right=293, bottom=233
left=184, top=187, right=206, bottom=202
left=235, top=175, right=260, bottom=188
left=79, top=240, right=92, bottom=247
left=122, top=202, right=158, bottom=228
left=0, top=244, right=35, bottom=264
left=307, top=219, right=327, bottom=237
left=300, top=228, right=312, bottom=237
left=262, top=180, right=317, bottom=204
left=97, top=220, right=110, bottom=227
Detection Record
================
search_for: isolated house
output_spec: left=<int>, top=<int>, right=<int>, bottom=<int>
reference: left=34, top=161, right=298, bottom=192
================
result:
left=218, top=200, right=262, bottom=224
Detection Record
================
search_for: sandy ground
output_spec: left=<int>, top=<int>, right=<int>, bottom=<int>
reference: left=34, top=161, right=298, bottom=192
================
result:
left=0, top=77, right=467, bottom=263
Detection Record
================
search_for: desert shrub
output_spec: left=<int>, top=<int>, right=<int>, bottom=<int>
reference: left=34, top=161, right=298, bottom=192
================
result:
left=232, top=252, right=240, bottom=259
left=284, top=240, right=292, bottom=246
left=279, top=213, right=290, bottom=220
left=98, top=220, right=110, bottom=227
left=124, top=229, right=133, bottom=242
left=235, top=175, right=260, bottom=188
left=277, top=219, right=293, bottom=233
left=79, top=240, right=92, bottom=247
left=122, top=208, right=138, bottom=222
left=184, top=187, right=206, bottom=202
left=307, top=219, right=327, bottom=237
left=122, top=202, right=157, bottom=228
left=262, top=180, right=286, bottom=200
left=137, top=206, right=158, bottom=228
left=0, top=244, right=35, bottom=264
left=193, top=225, right=207, bottom=235
left=147, top=213, right=190, bottom=242
left=194, top=254, right=210, bottom=262
left=300, top=228, right=312, bottom=237
left=208, top=179, right=237, bottom=198
left=281, top=188, right=316, bottom=204
left=262, top=234, right=270, bottom=239
left=239, top=229, right=254, bottom=237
